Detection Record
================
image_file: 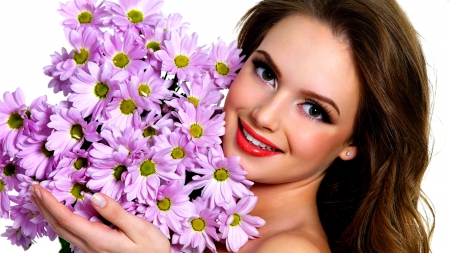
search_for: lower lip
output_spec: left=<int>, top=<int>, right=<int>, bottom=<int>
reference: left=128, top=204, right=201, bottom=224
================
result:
left=236, top=122, right=281, bottom=157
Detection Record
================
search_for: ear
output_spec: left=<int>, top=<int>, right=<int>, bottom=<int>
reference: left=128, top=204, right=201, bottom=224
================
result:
left=338, top=145, right=358, bottom=161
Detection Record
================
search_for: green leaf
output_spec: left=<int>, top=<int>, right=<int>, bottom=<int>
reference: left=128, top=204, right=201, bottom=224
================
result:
left=58, top=237, right=73, bottom=253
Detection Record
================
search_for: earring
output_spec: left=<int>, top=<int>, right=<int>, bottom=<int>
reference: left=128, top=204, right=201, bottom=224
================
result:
left=346, top=151, right=351, bottom=156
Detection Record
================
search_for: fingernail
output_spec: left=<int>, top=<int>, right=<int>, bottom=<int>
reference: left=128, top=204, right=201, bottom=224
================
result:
left=29, top=185, right=35, bottom=194
left=91, top=193, right=107, bottom=208
left=35, top=188, right=42, bottom=200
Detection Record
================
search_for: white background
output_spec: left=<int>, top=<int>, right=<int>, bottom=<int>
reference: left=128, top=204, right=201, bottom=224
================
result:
left=0, top=0, right=448, bottom=252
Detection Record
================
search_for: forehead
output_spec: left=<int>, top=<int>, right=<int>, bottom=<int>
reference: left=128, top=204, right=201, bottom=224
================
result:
left=256, top=14, right=360, bottom=122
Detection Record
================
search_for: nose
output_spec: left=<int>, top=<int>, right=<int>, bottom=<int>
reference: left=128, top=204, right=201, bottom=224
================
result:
left=251, top=92, right=287, bottom=132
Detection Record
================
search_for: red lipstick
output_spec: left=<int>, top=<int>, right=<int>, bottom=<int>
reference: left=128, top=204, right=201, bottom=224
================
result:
left=236, top=119, right=282, bottom=157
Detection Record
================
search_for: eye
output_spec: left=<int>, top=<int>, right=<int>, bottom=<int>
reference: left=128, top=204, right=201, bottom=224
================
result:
left=256, top=66, right=276, bottom=85
left=302, top=103, right=324, bottom=119
left=251, top=58, right=276, bottom=86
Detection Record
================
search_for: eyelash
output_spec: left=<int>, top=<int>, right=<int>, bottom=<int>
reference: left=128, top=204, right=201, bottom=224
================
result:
left=251, top=57, right=277, bottom=87
left=301, top=99, right=334, bottom=124
left=251, top=56, right=334, bottom=124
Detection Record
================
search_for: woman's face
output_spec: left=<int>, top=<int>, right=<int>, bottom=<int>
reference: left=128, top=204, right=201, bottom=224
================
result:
left=222, top=15, right=360, bottom=185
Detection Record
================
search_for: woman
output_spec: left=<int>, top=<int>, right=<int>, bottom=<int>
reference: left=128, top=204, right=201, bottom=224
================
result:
left=30, top=0, right=434, bottom=252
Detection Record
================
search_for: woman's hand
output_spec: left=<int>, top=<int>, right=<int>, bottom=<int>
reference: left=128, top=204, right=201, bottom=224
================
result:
left=29, top=185, right=170, bottom=253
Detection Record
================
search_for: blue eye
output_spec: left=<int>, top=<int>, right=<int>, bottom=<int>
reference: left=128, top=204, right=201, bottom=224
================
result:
left=302, top=103, right=324, bottom=120
left=256, top=66, right=276, bottom=86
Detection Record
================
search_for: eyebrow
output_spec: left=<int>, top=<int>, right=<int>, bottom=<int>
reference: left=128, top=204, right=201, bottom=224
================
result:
left=301, top=89, right=341, bottom=115
left=254, top=50, right=282, bottom=79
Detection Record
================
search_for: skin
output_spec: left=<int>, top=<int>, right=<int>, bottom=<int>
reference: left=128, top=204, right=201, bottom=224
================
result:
left=31, top=14, right=360, bottom=253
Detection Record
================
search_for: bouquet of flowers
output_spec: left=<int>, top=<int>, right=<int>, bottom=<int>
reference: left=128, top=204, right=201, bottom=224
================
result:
left=0, top=0, right=265, bottom=252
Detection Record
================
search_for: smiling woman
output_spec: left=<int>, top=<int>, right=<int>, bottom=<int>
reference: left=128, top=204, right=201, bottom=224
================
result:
left=1, top=0, right=450, bottom=253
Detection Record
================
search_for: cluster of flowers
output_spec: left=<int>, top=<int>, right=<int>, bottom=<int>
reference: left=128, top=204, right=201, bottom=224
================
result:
left=0, top=0, right=265, bottom=252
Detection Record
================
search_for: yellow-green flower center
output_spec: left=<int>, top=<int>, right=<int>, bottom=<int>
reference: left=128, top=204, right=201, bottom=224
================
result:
left=187, top=97, right=199, bottom=108
left=174, top=55, right=189, bottom=68
left=214, top=168, right=228, bottom=182
left=41, top=142, right=54, bottom=158
left=171, top=147, right=185, bottom=159
left=70, top=183, right=88, bottom=200
left=138, top=84, right=151, bottom=97
left=157, top=197, right=171, bottom=211
left=189, top=124, right=203, bottom=138
left=73, top=157, right=88, bottom=170
left=146, top=41, right=160, bottom=52
left=143, top=126, right=156, bottom=139
left=215, top=62, right=230, bottom=76
left=127, top=9, right=144, bottom=24
left=119, top=99, right=137, bottom=115
left=73, top=48, right=90, bottom=65
left=230, top=214, right=241, bottom=226
left=0, top=179, right=5, bottom=193
left=70, top=124, right=84, bottom=141
left=113, top=53, right=130, bottom=68
left=3, top=164, right=16, bottom=177
left=191, top=218, right=206, bottom=232
left=28, top=211, right=37, bottom=218
left=7, top=112, right=24, bottom=130
left=113, top=165, right=127, bottom=181
left=140, top=159, right=156, bottom=177
left=94, top=82, right=109, bottom=99
left=78, top=11, right=93, bottom=24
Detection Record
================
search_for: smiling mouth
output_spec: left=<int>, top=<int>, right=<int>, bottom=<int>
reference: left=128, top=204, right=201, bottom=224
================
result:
left=236, top=119, right=283, bottom=156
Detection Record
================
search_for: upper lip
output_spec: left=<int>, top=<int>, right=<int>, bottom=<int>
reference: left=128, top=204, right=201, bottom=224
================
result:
left=239, top=119, right=283, bottom=152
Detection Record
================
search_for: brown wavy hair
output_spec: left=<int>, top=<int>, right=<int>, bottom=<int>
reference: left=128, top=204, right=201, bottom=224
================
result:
left=237, top=0, right=434, bottom=252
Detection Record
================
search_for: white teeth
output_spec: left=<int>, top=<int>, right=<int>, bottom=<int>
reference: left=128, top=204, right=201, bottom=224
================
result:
left=242, top=128, right=275, bottom=151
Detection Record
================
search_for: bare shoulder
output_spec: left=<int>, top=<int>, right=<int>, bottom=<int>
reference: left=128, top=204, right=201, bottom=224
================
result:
left=255, top=231, right=331, bottom=253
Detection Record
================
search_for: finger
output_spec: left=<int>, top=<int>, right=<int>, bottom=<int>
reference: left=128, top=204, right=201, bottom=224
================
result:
left=31, top=185, right=136, bottom=253
left=89, top=192, right=161, bottom=242
left=30, top=185, right=112, bottom=241
left=30, top=194, right=89, bottom=250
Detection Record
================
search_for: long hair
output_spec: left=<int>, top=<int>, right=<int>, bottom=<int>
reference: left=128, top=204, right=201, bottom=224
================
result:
left=237, top=0, right=434, bottom=252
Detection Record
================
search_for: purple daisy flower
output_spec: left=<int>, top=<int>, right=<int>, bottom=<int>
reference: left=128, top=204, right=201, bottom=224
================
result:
left=58, top=0, right=109, bottom=29
left=128, top=68, right=172, bottom=112
left=138, top=111, right=174, bottom=142
left=124, top=147, right=180, bottom=203
left=49, top=149, right=90, bottom=181
left=55, top=27, right=102, bottom=81
left=0, top=88, right=28, bottom=156
left=144, top=181, right=195, bottom=238
left=0, top=177, right=10, bottom=218
left=24, top=95, right=53, bottom=136
left=152, top=127, right=196, bottom=175
left=48, top=176, right=90, bottom=207
left=46, top=107, right=101, bottom=157
left=155, top=31, right=209, bottom=82
left=140, top=21, right=165, bottom=55
left=175, top=102, right=225, bottom=148
left=189, top=148, right=253, bottom=209
left=16, top=133, right=58, bottom=180
left=69, top=61, right=128, bottom=120
left=172, top=74, right=224, bottom=110
left=161, top=13, right=190, bottom=34
left=102, top=30, right=148, bottom=75
left=1, top=156, right=24, bottom=192
left=1, top=226, right=34, bottom=250
left=218, top=196, right=265, bottom=252
left=10, top=196, right=57, bottom=241
left=101, top=81, right=142, bottom=131
left=172, top=197, right=220, bottom=253
left=73, top=193, right=102, bottom=223
left=208, top=38, right=244, bottom=89
left=86, top=137, right=132, bottom=200
left=44, top=48, right=74, bottom=95
left=106, top=0, right=163, bottom=32
left=100, top=125, right=149, bottom=161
